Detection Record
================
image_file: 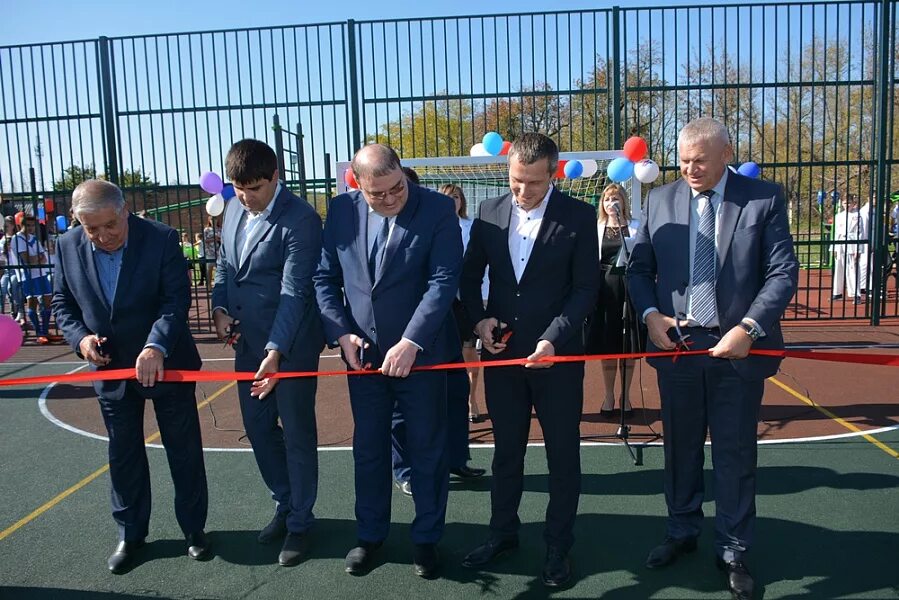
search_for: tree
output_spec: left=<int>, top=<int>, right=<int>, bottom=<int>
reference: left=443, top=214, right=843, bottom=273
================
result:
left=52, top=165, right=97, bottom=191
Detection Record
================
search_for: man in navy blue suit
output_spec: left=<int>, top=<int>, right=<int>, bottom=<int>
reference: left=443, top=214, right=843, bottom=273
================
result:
left=314, top=144, right=462, bottom=579
left=52, top=179, right=209, bottom=574
left=212, top=139, right=325, bottom=567
left=628, top=118, right=798, bottom=600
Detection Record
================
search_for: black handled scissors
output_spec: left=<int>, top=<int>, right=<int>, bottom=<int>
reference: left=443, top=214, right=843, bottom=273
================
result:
left=223, top=320, right=240, bottom=349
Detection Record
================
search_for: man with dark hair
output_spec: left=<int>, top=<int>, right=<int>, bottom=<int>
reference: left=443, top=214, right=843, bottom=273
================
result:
left=52, top=179, right=209, bottom=573
left=628, top=117, right=798, bottom=600
left=459, top=132, right=600, bottom=587
left=212, top=138, right=325, bottom=567
left=314, top=143, right=462, bottom=579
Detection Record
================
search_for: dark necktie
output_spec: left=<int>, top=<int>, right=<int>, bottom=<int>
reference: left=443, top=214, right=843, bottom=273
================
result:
left=369, top=216, right=389, bottom=281
left=691, top=190, right=717, bottom=326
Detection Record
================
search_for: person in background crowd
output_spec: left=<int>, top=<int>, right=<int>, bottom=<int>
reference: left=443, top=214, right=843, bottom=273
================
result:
left=13, top=214, right=53, bottom=343
left=1, top=215, right=25, bottom=324
left=832, top=194, right=864, bottom=303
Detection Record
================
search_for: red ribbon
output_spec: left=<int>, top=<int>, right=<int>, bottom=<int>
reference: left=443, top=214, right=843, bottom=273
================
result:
left=0, top=348, right=896, bottom=388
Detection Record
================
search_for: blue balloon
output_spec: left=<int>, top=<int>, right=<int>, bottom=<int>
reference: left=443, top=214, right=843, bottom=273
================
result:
left=563, top=160, right=584, bottom=179
left=607, top=157, right=635, bottom=182
left=37, top=207, right=46, bottom=220
left=55, top=215, right=68, bottom=232
left=482, top=131, right=504, bottom=156
left=737, top=162, right=761, bottom=179
left=222, top=184, right=236, bottom=200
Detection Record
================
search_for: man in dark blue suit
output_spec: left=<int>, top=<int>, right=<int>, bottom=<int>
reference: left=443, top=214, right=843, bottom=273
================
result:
left=628, top=118, right=798, bottom=600
left=52, top=179, right=209, bottom=574
left=212, top=139, right=325, bottom=567
left=459, top=133, right=600, bottom=588
left=314, top=144, right=462, bottom=579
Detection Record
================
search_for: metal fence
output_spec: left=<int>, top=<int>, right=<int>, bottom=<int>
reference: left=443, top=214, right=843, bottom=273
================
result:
left=1, top=1, right=897, bottom=330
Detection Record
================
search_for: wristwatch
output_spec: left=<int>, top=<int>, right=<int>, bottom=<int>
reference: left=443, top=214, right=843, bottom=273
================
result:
left=738, top=320, right=762, bottom=342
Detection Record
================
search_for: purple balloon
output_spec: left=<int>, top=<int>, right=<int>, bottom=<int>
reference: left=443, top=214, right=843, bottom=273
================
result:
left=200, top=171, right=224, bottom=195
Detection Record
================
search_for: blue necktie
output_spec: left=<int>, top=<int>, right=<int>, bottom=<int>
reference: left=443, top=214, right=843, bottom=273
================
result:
left=369, top=217, right=389, bottom=281
left=691, top=191, right=717, bottom=326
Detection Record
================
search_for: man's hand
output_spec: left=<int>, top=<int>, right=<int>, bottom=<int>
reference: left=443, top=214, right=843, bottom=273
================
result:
left=135, top=347, right=164, bottom=387
left=709, top=325, right=753, bottom=359
left=525, top=339, right=555, bottom=369
left=475, top=318, right=508, bottom=355
left=79, top=334, right=111, bottom=366
left=645, top=311, right=680, bottom=351
left=381, top=338, right=420, bottom=378
left=250, top=350, right=281, bottom=400
left=338, top=333, right=369, bottom=371
left=213, top=309, right=239, bottom=344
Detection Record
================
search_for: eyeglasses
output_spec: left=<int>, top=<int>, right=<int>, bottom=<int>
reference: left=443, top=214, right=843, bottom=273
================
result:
left=362, top=178, right=406, bottom=201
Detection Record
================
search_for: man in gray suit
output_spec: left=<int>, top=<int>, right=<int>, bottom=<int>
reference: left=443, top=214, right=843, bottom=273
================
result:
left=212, top=139, right=325, bottom=567
left=628, top=118, right=798, bottom=600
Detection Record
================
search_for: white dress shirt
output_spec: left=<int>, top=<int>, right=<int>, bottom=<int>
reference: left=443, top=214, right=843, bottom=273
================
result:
left=509, top=185, right=553, bottom=282
left=236, top=182, right=281, bottom=267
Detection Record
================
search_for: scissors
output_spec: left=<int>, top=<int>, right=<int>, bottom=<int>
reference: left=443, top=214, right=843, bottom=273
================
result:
left=223, top=320, right=240, bottom=349
left=672, top=315, right=694, bottom=362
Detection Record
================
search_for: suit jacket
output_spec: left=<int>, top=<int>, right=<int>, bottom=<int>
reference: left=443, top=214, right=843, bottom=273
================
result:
left=460, top=188, right=600, bottom=360
left=212, top=186, right=325, bottom=370
left=314, top=183, right=462, bottom=367
left=627, top=174, right=799, bottom=379
left=52, top=214, right=201, bottom=399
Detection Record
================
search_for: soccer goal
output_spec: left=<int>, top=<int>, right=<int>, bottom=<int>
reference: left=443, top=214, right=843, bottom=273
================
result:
left=336, top=150, right=641, bottom=217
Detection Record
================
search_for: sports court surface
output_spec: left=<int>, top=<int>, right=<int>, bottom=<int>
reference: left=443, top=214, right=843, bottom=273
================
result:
left=0, top=322, right=897, bottom=599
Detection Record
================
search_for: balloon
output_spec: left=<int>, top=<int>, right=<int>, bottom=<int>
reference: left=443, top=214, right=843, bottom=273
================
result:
left=580, top=159, right=599, bottom=178
left=469, top=143, right=490, bottom=157
left=37, top=207, right=46, bottom=221
left=15, top=212, right=24, bottom=226
left=554, top=160, right=568, bottom=179
left=55, top=215, right=68, bottom=232
left=44, top=198, right=55, bottom=213
left=563, top=160, right=584, bottom=179
left=205, top=194, right=225, bottom=217
left=344, top=169, right=358, bottom=189
left=633, top=159, right=660, bottom=184
left=499, top=141, right=512, bottom=156
left=607, top=157, right=635, bottom=182
left=199, top=171, right=224, bottom=195
left=737, top=162, right=761, bottom=179
left=0, top=315, right=24, bottom=363
left=222, top=184, right=236, bottom=200
left=482, top=132, right=504, bottom=156
left=623, top=136, right=648, bottom=162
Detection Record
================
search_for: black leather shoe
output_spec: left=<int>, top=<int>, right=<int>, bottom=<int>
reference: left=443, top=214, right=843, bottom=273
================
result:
left=186, top=530, right=211, bottom=560
left=107, top=540, right=144, bottom=574
left=542, top=546, right=572, bottom=588
left=462, top=537, right=519, bottom=568
left=257, top=512, right=288, bottom=544
left=450, top=465, right=486, bottom=479
left=716, top=557, right=754, bottom=600
left=412, top=543, right=440, bottom=579
left=394, top=479, right=412, bottom=496
left=279, top=532, right=309, bottom=567
left=345, top=540, right=382, bottom=575
left=645, top=536, right=698, bottom=569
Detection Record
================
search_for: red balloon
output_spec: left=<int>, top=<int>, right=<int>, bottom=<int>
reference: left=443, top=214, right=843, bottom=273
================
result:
left=554, top=160, right=568, bottom=179
left=499, top=141, right=512, bottom=156
left=623, top=136, right=648, bottom=162
left=344, top=169, right=358, bottom=189
left=44, top=198, right=55, bottom=213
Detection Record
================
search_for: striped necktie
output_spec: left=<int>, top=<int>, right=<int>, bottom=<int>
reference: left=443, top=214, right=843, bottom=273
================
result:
left=691, top=190, right=717, bottom=326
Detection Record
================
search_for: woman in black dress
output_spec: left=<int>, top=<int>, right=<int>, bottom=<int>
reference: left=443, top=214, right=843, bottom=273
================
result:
left=585, top=183, right=639, bottom=416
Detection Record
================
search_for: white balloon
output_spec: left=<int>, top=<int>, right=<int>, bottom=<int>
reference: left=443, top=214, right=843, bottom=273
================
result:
left=469, top=142, right=490, bottom=157
left=633, top=159, right=660, bottom=184
left=580, top=159, right=599, bottom=178
left=205, top=193, right=225, bottom=217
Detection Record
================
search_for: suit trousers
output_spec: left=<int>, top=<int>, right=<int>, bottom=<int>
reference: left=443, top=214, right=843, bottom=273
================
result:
left=349, top=370, right=448, bottom=544
left=392, top=366, right=471, bottom=482
left=654, top=328, right=764, bottom=562
left=484, top=362, right=584, bottom=552
left=97, top=383, right=207, bottom=542
left=236, top=360, right=319, bottom=534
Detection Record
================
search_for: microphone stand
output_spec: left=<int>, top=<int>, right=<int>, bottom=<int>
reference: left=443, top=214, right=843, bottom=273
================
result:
left=585, top=205, right=660, bottom=466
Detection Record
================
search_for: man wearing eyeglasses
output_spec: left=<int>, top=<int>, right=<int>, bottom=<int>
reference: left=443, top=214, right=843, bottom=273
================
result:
left=314, top=144, right=462, bottom=579
left=212, top=139, right=325, bottom=567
